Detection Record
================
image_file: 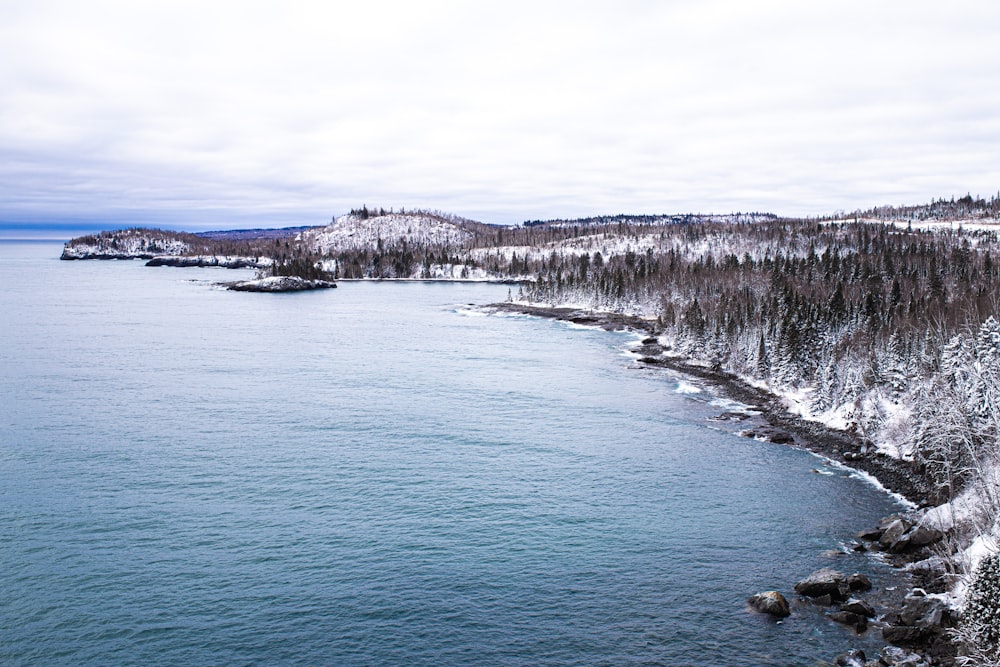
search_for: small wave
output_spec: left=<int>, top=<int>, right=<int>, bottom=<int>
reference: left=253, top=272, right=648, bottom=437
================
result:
left=563, top=321, right=598, bottom=331
left=709, top=397, right=760, bottom=415
left=675, top=381, right=702, bottom=395
left=454, top=307, right=487, bottom=317
left=466, top=306, right=533, bottom=319
left=814, top=455, right=917, bottom=509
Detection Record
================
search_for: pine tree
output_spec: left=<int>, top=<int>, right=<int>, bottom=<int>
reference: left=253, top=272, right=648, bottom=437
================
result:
left=960, top=553, right=1000, bottom=663
left=755, top=333, right=770, bottom=380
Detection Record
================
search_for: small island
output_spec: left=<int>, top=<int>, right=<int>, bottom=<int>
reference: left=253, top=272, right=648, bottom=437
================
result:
left=227, top=276, right=336, bottom=292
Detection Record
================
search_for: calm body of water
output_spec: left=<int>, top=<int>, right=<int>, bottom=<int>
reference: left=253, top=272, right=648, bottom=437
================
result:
left=0, top=242, right=907, bottom=666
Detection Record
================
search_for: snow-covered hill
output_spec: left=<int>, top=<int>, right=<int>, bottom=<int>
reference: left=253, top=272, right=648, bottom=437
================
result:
left=61, top=229, right=191, bottom=259
left=835, top=194, right=1000, bottom=230
left=301, top=212, right=475, bottom=253
left=525, top=212, right=779, bottom=228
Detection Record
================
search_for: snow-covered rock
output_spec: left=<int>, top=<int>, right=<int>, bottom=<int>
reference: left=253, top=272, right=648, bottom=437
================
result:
left=227, top=276, right=336, bottom=292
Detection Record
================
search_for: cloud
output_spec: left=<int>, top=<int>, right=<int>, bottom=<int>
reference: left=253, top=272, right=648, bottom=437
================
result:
left=2, top=0, right=999, bottom=233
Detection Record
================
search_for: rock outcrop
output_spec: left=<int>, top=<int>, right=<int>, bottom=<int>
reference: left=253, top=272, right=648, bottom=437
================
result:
left=747, top=591, right=791, bottom=617
left=147, top=255, right=268, bottom=269
left=833, top=648, right=868, bottom=666
left=858, top=514, right=945, bottom=559
left=794, top=568, right=850, bottom=601
left=227, top=277, right=336, bottom=292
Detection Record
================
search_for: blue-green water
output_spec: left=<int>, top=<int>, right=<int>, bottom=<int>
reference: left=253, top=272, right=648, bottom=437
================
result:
left=1, top=242, right=907, bottom=665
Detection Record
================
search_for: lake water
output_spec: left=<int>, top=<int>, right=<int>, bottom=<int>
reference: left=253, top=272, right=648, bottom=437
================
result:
left=0, top=242, right=908, bottom=665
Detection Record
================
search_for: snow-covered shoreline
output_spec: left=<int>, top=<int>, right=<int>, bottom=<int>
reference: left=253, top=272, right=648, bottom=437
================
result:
left=484, top=301, right=930, bottom=500
left=483, top=300, right=962, bottom=665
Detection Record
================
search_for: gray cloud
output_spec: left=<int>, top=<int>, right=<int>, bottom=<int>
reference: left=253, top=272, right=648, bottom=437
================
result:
left=2, top=0, right=999, bottom=234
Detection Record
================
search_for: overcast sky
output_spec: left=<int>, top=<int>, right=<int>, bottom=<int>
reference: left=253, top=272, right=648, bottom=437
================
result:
left=2, top=0, right=999, bottom=235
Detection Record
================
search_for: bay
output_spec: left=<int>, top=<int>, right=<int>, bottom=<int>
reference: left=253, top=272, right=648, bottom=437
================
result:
left=0, top=242, right=907, bottom=665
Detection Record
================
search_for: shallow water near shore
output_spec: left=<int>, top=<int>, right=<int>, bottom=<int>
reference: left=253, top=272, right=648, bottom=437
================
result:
left=2, top=242, right=909, bottom=665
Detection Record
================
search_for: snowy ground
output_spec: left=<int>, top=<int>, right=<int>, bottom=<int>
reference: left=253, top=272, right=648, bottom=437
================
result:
left=301, top=213, right=474, bottom=253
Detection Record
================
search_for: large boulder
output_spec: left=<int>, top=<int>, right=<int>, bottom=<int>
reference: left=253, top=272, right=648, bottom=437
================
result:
left=833, top=648, right=867, bottom=666
left=847, top=572, right=872, bottom=592
left=840, top=598, right=876, bottom=618
left=828, top=610, right=868, bottom=633
left=882, top=624, right=932, bottom=647
left=889, top=525, right=945, bottom=554
left=747, top=591, right=790, bottom=617
left=881, top=592, right=954, bottom=649
left=857, top=525, right=886, bottom=542
left=878, top=646, right=932, bottom=667
left=898, top=593, right=949, bottom=628
left=904, top=556, right=951, bottom=593
left=794, top=568, right=849, bottom=601
left=878, top=518, right=910, bottom=550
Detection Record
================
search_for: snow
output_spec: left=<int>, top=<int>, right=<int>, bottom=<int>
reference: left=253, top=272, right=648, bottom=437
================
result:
left=302, top=212, right=474, bottom=253
left=531, top=212, right=778, bottom=228
left=470, top=226, right=824, bottom=267
left=228, top=276, right=335, bottom=292
left=963, top=534, right=999, bottom=577
left=861, top=217, right=1000, bottom=233
left=147, top=254, right=271, bottom=268
left=62, top=232, right=189, bottom=258
left=423, top=263, right=493, bottom=280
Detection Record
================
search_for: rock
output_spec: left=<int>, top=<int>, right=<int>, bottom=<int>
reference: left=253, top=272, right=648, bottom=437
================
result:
left=812, top=594, right=835, bottom=606
left=889, top=525, right=944, bottom=553
left=833, top=648, right=867, bottom=666
left=747, top=591, right=791, bottom=617
left=898, top=594, right=949, bottom=628
left=904, top=556, right=951, bottom=593
left=738, top=427, right=794, bottom=444
left=146, top=255, right=266, bottom=269
left=829, top=610, right=868, bottom=633
left=856, top=525, right=885, bottom=542
left=882, top=624, right=931, bottom=646
left=878, top=646, right=932, bottom=667
left=878, top=519, right=910, bottom=550
left=634, top=342, right=664, bottom=356
left=880, top=591, right=953, bottom=649
left=840, top=598, right=876, bottom=618
left=795, top=568, right=849, bottom=600
left=707, top=411, right=752, bottom=423
left=847, top=573, right=873, bottom=592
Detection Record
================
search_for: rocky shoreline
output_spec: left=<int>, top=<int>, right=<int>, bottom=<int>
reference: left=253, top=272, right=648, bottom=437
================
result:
left=146, top=255, right=269, bottom=269
left=487, top=302, right=932, bottom=504
left=485, top=302, right=957, bottom=666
